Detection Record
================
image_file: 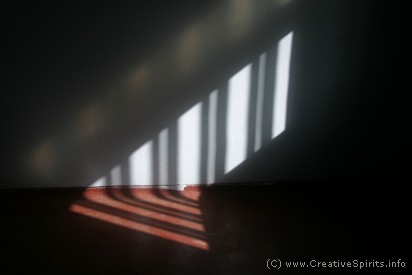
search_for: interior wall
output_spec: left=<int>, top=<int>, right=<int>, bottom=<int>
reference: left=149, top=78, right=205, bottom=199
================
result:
left=2, top=0, right=410, bottom=188
left=223, top=0, right=411, bottom=182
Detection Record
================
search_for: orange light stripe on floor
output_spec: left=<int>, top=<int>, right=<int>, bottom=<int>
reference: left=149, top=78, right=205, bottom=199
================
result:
left=70, top=204, right=209, bottom=250
left=81, top=191, right=205, bottom=232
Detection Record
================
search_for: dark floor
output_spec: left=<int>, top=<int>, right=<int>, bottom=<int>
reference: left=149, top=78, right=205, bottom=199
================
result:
left=0, top=182, right=409, bottom=274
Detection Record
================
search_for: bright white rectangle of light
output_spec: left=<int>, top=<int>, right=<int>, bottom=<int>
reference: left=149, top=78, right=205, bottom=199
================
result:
left=254, top=53, right=267, bottom=152
left=225, top=64, right=251, bottom=173
left=158, top=128, right=169, bottom=185
left=129, top=140, right=153, bottom=185
left=178, top=102, right=202, bottom=185
left=272, top=31, right=293, bottom=138
left=207, top=90, right=218, bottom=184
left=110, top=165, right=122, bottom=186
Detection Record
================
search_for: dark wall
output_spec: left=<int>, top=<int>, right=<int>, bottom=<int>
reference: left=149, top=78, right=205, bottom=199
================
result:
left=2, top=0, right=410, bottom=188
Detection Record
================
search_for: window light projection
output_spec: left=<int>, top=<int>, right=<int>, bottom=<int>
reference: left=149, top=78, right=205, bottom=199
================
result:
left=129, top=140, right=154, bottom=185
left=225, top=64, right=252, bottom=173
left=90, top=176, right=107, bottom=187
left=272, top=31, right=293, bottom=138
left=87, top=31, right=293, bottom=187
left=178, top=102, right=202, bottom=185
left=70, top=186, right=208, bottom=250
left=71, top=30, right=294, bottom=252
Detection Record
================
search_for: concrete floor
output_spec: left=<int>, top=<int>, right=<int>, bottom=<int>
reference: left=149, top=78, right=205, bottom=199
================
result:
left=0, top=183, right=409, bottom=274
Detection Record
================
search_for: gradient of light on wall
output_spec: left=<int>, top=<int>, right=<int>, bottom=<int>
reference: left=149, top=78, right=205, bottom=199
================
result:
left=70, top=30, right=293, bottom=252
left=89, top=31, right=293, bottom=188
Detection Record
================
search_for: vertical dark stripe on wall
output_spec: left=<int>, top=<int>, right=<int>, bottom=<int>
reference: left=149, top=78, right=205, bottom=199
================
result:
left=152, top=134, right=159, bottom=186
left=261, top=44, right=277, bottom=146
left=215, top=83, right=228, bottom=180
left=121, top=158, right=130, bottom=186
left=168, top=120, right=178, bottom=186
left=247, top=58, right=260, bottom=157
left=200, top=96, right=210, bottom=184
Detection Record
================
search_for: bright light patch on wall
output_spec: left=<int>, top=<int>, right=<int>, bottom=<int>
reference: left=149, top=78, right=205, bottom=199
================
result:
left=254, top=52, right=267, bottom=152
left=158, top=128, right=169, bottom=185
left=207, top=90, right=218, bottom=184
left=85, top=30, right=294, bottom=188
left=110, top=165, right=122, bottom=186
left=225, top=64, right=252, bottom=173
left=90, top=176, right=107, bottom=187
left=178, top=102, right=202, bottom=185
left=129, top=140, right=154, bottom=185
left=272, top=31, right=293, bottom=138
